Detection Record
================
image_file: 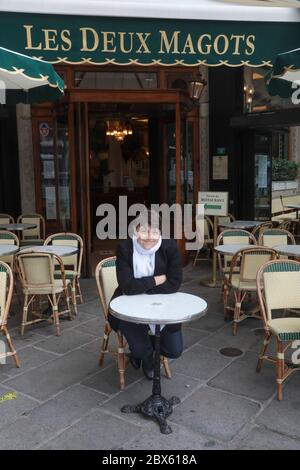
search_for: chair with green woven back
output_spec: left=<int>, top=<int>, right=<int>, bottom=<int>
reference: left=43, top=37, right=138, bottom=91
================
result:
left=44, top=232, right=83, bottom=314
left=251, top=221, right=273, bottom=240
left=279, top=219, right=300, bottom=238
left=0, top=261, right=20, bottom=368
left=256, top=259, right=300, bottom=400
left=217, top=229, right=257, bottom=319
left=17, top=213, right=45, bottom=246
left=226, top=246, right=278, bottom=335
left=95, top=256, right=171, bottom=390
left=258, top=228, right=296, bottom=248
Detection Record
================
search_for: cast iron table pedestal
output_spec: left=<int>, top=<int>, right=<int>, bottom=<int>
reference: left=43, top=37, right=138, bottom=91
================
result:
left=121, top=324, right=180, bottom=434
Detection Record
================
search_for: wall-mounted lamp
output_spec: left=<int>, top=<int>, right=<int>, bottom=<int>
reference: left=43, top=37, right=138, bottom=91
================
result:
left=243, top=84, right=254, bottom=113
left=189, top=73, right=207, bottom=101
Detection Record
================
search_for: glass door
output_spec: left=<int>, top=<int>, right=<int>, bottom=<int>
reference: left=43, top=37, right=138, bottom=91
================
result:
left=254, top=133, right=272, bottom=220
left=34, top=110, right=72, bottom=233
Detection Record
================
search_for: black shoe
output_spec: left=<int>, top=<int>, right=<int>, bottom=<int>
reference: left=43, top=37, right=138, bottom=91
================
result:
left=127, top=354, right=141, bottom=370
left=142, top=365, right=154, bottom=380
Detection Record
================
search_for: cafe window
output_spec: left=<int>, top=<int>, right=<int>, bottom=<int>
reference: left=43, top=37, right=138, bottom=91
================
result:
left=37, top=117, right=71, bottom=231
left=74, top=71, right=158, bottom=89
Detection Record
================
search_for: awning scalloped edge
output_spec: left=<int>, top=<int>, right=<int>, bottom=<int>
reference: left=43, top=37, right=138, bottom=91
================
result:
left=31, top=57, right=273, bottom=68
left=0, top=65, right=64, bottom=92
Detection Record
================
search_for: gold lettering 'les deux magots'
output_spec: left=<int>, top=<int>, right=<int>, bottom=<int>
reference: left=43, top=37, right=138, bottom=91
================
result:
left=24, top=25, right=255, bottom=56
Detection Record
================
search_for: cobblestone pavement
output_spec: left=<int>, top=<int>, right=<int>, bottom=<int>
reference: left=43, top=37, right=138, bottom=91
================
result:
left=1, top=262, right=300, bottom=450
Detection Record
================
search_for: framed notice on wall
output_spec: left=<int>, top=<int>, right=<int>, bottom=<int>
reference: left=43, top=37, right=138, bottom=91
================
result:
left=212, top=155, right=228, bottom=180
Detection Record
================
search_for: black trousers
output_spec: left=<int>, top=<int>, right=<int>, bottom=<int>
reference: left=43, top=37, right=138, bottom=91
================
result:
left=117, top=319, right=183, bottom=369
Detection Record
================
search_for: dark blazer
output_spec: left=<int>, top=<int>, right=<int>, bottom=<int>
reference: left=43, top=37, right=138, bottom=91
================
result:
left=108, top=238, right=183, bottom=332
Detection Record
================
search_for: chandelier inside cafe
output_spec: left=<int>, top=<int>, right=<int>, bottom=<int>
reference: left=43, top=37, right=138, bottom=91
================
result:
left=106, top=120, right=133, bottom=142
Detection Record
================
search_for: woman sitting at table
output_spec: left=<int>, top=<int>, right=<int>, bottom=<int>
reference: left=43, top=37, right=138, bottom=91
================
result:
left=109, top=209, right=183, bottom=380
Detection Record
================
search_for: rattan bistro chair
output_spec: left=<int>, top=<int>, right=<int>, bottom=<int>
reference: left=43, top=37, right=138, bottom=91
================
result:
left=217, top=229, right=257, bottom=317
left=0, top=230, right=19, bottom=268
left=95, top=257, right=171, bottom=390
left=252, top=221, right=273, bottom=239
left=225, top=247, right=278, bottom=335
left=256, top=259, right=300, bottom=400
left=44, top=233, right=83, bottom=314
left=217, top=213, right=236, bottom=227
left=0, top=261, right=20, bottom=368
left=217, top=229, right=257, bottom=275
left=16, top=252, right=72, bottom=336
left=258, top=228, right=296, bottom=248
left=0, top=214, right=14, bottom=224
left=17, top=213, right=45, bottom=245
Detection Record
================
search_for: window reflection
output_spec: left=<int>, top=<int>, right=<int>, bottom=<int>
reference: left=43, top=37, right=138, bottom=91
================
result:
left=244, top=67, right=300, bottom=113
left=75, top=71, right=158, bottom=89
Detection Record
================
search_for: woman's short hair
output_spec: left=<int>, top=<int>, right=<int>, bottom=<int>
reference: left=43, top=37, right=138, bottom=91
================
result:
left=137, top=209, right=162, bottom=232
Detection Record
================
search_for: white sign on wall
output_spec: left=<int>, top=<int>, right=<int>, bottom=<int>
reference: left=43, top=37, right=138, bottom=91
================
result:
left=212, top=155, right=228, bottom=180
left=198, top=191, right=229, bottom=216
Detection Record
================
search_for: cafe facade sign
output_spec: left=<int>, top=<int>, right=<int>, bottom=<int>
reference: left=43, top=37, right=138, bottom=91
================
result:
left=0, top=12, right=300, bottom=67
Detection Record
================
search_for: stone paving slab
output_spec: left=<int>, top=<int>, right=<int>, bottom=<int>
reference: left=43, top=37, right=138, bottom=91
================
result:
left=102, top=372, right=203, bottom=428
left=209, top=351, right=276, bottom=402
left=181, top=327, right=209, bottom=350
left=0, top=384, right=38, bottom=432
left=0, top=385, right=108, bottom=450
left=77, top=298, right=103, bottom=317
left=187, top=312, right=229, bottom=332
left=170, top=344, right=232, bottom=381
left=33, top=329, right=96, bottom=355
left=41, top=410, right=143, bottom=450
left=80, top=336, right=121, bottom=361
left=256, top=374, right=300, bottom=439
left=9, top=329, right=45, bottom=351
left=19, top=316, right=80, bottom=337
left=4, top=350, right=100, bottom=401
left=82, top=362, right=142, bottom=396
left=0, top=417, right=52, bottom=450
left=121, top=423, right=226, bottom=450
left=0, top=346, right=58, bottom=378
left=0, top=373, right=9, bottom=382
left=199, top=324, right=260, bottom=352
left=234, top=425, right=300, bottom=450
left=28, top=384, right=107, bottom=427
left=73, top=317, right=105, bottom=337
left=169, top=385, right=260, bottom=442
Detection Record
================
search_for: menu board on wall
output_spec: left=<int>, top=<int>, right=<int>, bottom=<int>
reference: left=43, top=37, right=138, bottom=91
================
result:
left=212, top=155, right=228, bottom=180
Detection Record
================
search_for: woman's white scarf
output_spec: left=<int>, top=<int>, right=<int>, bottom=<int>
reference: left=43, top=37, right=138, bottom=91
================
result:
left=132, top=235, right=164, bottom=333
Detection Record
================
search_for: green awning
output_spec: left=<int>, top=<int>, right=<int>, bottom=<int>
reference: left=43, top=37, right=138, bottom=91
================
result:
left=266, top=48, right=300, bottom=99
left=0, top=46, right=64, bottom=104
left=0, top=12, right=300, bottom=67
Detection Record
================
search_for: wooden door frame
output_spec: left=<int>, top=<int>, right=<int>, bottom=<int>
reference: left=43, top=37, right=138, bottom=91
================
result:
left=67, top=88, right=191, bottom=272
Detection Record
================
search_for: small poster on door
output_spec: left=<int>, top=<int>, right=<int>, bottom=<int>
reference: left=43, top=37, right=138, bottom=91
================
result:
left=45, top=186, right=57, bottom=220
left=212, top=155, right=228, bottom=180
left=257, top=154, right=268, bottom=189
